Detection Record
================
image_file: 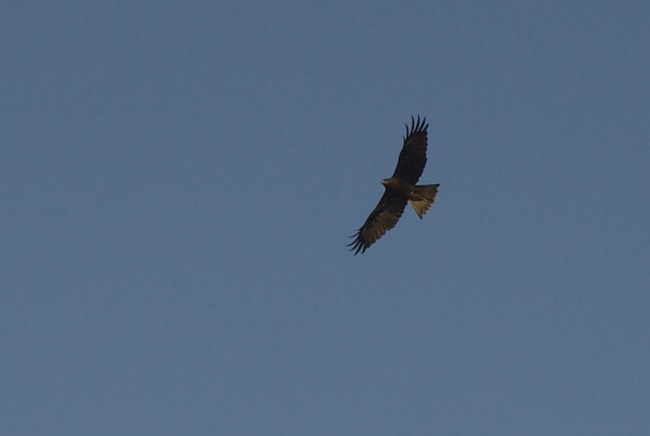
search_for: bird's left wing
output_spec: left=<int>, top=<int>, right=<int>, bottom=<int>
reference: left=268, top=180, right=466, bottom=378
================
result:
left=391, top=116, right=428, bottom=185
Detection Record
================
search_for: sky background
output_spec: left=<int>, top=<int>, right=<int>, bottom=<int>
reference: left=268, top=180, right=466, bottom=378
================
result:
left=2, top=1, right=649, bottom=435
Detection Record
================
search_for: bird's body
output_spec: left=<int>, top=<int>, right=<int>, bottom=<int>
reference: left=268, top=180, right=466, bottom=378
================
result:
left=381, top=177, right=439, bottom=219
left=348, top=116, right=440, bottom=255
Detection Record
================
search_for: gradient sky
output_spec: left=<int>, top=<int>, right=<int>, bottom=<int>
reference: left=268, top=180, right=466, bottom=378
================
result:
left=3, top=1, right=649, bottom=435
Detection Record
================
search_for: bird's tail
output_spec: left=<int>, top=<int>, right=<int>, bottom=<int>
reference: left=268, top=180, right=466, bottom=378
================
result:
left=409, top=184, right=440, bottom=219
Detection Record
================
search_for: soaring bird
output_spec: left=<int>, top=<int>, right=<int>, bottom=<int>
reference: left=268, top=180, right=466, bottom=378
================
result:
left=348, top=116, right=440, bottom=255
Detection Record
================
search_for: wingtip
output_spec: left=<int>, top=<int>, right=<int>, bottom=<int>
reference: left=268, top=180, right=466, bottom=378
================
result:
left=405, top=115, right=428, bottom=137
left=346, top=229, right=367, bottom=255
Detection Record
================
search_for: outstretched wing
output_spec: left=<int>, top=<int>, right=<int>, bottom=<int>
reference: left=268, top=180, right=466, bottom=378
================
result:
left=347, top=190, right=408, bottom=255
left=391, top=116, right=428, bottom=184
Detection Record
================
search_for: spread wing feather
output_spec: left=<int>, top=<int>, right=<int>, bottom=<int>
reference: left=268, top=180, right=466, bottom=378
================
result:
left=347, top=190, right=408, bottom=255
left=391, top=116, right=428, bottom=184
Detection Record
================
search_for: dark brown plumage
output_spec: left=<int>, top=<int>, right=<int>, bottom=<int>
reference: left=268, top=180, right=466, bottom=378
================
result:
left=348, top=116, right=440, bottom=255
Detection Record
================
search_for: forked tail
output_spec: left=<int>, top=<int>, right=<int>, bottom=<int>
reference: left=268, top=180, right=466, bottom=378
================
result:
left=409, top=184, right=440, bottom=219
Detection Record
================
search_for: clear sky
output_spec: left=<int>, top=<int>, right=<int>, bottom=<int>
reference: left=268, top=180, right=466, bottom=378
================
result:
left=3, top=1, right=649, bottom=435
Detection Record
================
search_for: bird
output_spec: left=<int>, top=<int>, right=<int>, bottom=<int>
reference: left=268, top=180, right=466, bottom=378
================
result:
left=348, top=116, right=440, bottom=255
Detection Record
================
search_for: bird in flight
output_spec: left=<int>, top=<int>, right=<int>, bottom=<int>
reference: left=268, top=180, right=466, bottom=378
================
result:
left=348, top=116, right=440, bottom=255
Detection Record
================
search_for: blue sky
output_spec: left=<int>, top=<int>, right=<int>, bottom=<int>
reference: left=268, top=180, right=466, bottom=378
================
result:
left=2, top=1, right=649, bottom=434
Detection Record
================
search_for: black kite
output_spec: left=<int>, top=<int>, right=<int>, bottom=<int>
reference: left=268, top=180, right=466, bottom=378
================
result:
left=348, top=116, right=440, bottom=255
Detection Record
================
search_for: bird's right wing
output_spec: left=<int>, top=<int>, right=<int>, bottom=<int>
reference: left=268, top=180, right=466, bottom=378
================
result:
left=348, top=190, right=408, bottom=255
